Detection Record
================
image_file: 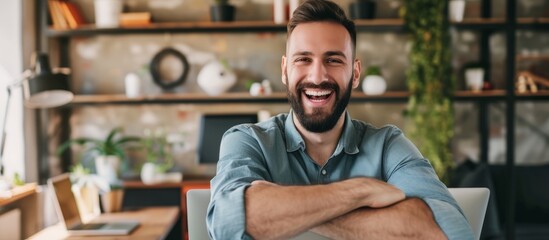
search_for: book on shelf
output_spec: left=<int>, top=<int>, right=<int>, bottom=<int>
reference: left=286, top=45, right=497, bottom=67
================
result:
left=48, top=0, right=86, bottom=29
left=48, top=0, right=68, bottom=29
left=120, top=12, right=152, bottom=26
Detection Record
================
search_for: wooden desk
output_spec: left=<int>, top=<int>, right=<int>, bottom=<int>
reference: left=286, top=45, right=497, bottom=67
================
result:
left=28, top=207, right=179, bottom=240
left=122, top=180, right=211, bottom=240
left=0, top=183, right=39, bottom=239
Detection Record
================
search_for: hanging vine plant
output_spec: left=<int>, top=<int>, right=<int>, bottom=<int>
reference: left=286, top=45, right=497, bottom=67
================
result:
left=403, top=0, right=454, bottom=183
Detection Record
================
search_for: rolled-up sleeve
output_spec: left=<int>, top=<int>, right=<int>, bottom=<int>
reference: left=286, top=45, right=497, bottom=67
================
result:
left=206, top=126, right=270, bottom=239
left=383, top=127, right=474, bottom=240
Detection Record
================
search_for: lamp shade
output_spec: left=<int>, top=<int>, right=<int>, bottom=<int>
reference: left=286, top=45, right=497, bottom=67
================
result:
left=24, top=53, right=73, bottom=108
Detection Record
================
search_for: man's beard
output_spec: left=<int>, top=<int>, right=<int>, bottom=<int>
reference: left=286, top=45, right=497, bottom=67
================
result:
left=287, top=75, right=353, bottom=133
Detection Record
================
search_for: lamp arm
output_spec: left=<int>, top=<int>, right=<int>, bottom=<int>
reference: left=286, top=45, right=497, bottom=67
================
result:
left=0, top=70, right=31, bottom=175
left=0, top=87, right=12, bottom=175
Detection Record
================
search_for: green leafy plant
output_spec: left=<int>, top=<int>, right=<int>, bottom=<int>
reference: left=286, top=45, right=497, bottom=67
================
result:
left=57, top=127, right=141, bottom=160
left=365, top=66, right=382, bottom=76
left=213, top=0, right=229, bottom=5
left=403, top=0, right=454, bottom=183
left=142, top=128, right=174, bottom=173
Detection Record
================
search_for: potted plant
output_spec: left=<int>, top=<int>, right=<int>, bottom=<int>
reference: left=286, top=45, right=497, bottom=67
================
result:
left=361, top=66, right=387, bottom=95
left=57, top=127, right=141, bottom=184
left=140, top=128, right=183, bottom=185
left=403, top=0, right=454, bottom=183
left=210, top=0, right=236, bottom=22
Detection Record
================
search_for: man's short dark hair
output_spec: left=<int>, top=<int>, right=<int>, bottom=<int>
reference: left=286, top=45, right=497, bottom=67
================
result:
left=288, top=0, right=357, bottom=56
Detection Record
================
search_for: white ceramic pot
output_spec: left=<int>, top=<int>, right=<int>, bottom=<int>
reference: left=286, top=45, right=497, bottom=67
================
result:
left=465, top=68, right=484, bottom=92
left=124, top=72, right=141, bottom=98
left=449, top=0, right=466, bottom=22
left=197, top=60, right=236, bottom=96
left=95, top=155, right=120, bottom=184
left=94, top=0, right=123, bottom=28
left=140, top=162, right=182, bottom=185
left=362, top=75, right=387, bottom=95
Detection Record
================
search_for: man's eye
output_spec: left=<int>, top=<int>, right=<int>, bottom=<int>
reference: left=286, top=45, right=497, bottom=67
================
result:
left=326, top=58, right=343, bottom=64
left=294, top=57, right=311, bottom=63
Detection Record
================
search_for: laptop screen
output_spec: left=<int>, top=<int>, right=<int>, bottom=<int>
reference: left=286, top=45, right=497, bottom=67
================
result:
left=197, top=114, right=258, bottom=164
left=48, top=174, right=83, bottom=229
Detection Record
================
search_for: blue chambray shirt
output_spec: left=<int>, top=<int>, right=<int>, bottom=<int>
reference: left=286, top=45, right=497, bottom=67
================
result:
left=207, top=111, right=473, bottom=240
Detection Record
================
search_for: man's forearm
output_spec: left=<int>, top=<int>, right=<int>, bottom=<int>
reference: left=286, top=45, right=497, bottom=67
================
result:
left=311, top=198, right=447, bottom=240
left=245, top=178, right=404, bottom=239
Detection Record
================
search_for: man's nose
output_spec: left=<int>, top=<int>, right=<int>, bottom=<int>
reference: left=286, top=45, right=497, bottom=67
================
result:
left=307, top=61, right=328, bottom=85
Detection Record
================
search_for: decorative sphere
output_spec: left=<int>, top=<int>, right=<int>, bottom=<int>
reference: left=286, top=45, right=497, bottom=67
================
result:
left=362, top=75, right=387, bottom=95
left=197, top=60, right=236, bottom=96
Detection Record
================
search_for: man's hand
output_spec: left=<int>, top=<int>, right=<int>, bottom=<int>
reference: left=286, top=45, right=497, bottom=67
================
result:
left=343, top=177, right=405, bottom=208
left=245, top=178, right=407, bottom=239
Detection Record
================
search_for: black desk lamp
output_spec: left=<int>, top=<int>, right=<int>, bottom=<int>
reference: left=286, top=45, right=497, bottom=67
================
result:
left=0, top=53, right=73, bottom=189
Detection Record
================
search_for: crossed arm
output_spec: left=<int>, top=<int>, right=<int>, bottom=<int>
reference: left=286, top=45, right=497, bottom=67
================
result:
left=245, top=178, right=447, bottom=240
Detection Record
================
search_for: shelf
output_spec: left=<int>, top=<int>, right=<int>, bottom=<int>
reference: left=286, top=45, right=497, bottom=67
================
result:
left=354, top=19, right=405, bottom=32
left=517, top=18, right=549, bottom=30
left=69, top=90, right=534, bottom=105
left=71, top=92, right=411, bottom=105
left=516, top=90, right=549, bottom=101
left=46, top=19, right=406, bottom=37
left=516, top=54, right=549, bottom=61
left=451, top=18, right=506, bottom=30
left=453, top=90, right=506, bottom=101
left=71, top=92, right=289, bottom=105
left=450, top=18, right=549, bottom=30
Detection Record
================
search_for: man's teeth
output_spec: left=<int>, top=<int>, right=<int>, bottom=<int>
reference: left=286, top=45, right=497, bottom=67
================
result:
left=304, top=90, right=331, bottom=96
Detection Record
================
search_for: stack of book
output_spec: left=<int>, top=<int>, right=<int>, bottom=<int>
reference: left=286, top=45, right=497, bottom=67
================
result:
left=48, top=0, right=86, bottom=29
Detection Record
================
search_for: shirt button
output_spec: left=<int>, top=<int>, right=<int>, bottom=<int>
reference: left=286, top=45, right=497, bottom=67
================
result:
left=321, top=169, right=327, bottom=175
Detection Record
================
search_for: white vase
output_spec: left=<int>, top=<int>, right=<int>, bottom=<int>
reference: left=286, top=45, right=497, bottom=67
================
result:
left=274, top=0, right=286, bottom=24
left=449, top=0, right=466, bottom=22
left=95, top=155, right=120, bottom=184
left=465, top=68, right=484, bottom=92
left=124, top=72, right=141, bottom=98
left=362, top=75, right=387, bottom=95
left=94, top=0, right=123, bottom=28
left=197, top=60, right=237, bottom=96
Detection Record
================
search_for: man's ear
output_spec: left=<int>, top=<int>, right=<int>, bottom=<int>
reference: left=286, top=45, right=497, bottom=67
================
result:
left=352, top=59, right=362, bottom=89
left=281, top=55, right=288, bottom=86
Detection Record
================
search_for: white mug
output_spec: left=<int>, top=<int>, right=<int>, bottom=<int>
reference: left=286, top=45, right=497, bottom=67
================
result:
left=449, top=0, right=466, bottom=22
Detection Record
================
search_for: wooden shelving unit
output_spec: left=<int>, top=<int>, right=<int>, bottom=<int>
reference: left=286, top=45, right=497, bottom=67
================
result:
left=68, top=90, right=549, bottom=105
left=46, top=18, right=408, bottom=37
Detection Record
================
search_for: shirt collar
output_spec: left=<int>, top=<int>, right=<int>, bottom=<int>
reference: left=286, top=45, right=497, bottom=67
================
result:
left=284, top=110, right=360, bottom=155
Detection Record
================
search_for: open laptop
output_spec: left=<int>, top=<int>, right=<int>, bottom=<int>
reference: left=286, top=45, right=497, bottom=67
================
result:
left=48, top=173, right=139, bottom=236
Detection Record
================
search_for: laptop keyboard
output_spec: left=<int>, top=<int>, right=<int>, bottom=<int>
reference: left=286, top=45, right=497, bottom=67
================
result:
left=71, top=223, right=107, bottom=230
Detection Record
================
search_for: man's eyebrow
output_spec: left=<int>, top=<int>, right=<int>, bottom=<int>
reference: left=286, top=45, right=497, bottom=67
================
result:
left=291, top=51, right=347, bottom=58
left=324, top=51, right=347, bottom=58
left=292, top=51, right=313, bottom=57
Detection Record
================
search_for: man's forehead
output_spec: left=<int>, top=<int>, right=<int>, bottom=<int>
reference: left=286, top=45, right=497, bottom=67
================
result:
left=286, top=21, right=352, bottom=57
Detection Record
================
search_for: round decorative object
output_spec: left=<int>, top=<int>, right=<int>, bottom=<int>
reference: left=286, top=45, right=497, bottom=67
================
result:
left=362, top=75, right=387, bottom=95
left=150, top=48, right=189, bottom=90
left=197, top=60, right=236, bottom=96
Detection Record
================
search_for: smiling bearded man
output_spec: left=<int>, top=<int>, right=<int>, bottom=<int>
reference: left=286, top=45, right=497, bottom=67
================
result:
left=206, top=1, right=473, bottom=239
